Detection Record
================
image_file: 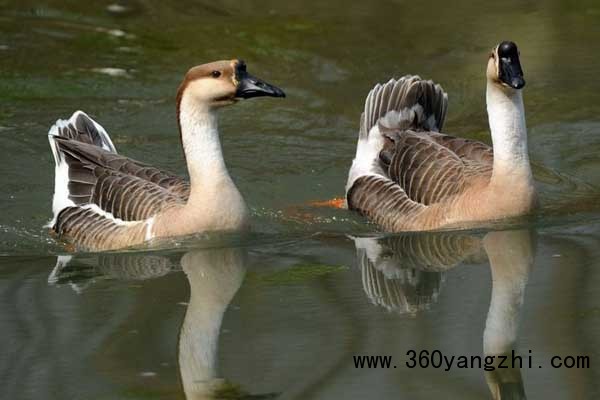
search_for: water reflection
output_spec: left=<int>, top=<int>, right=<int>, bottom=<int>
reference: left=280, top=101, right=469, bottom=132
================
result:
left=352, top=229, right=535, bottom=399
left=49, top=253, right=174, bottom=292
left=178, top=249, right=246, bottom=399
left=49, top=248, right=276, bottom=400
left=483, top=231, right=534, bottom=400
left=179, top=248, right=277, bottom=400
left=353, top=233, right=484, bottom=313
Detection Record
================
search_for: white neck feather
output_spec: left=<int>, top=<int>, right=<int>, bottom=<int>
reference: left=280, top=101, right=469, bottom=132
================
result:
left=486, top=83, right=532, bottom=184
left=179, top=95, right=230, bottom=188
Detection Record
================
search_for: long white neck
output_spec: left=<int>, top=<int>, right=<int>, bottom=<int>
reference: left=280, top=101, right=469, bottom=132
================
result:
left=178, top=95, right=231, bottom=191
left=486, top=83, right=532, bottom=184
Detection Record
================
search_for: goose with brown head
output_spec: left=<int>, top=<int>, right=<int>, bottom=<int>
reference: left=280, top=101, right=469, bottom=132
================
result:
left=177, top=59, right=285, bottom=111
left=166, top=59, right=285, bottom=237
left=47, top=59, right=285, bottom=251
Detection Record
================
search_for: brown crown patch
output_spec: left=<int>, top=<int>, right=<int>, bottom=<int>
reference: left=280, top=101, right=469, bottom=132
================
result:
left=175, top=59, right=240, bottom=161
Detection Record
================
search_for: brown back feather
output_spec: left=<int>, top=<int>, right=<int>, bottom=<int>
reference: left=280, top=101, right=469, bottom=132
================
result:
left=383, top=130, right=467, bottom=205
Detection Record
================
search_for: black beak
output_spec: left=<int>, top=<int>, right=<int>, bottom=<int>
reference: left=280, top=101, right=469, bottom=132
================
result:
left=500, top=57, right=525, bottom=89
left=497, top=41, right=525, bottom=89
left=235, top=71, right=285, bottom=99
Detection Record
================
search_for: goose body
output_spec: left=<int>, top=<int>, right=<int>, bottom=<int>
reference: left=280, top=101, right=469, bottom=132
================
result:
left=346, top=41, right=536, bottom=232
left=48, top=60, right=284, bottom=251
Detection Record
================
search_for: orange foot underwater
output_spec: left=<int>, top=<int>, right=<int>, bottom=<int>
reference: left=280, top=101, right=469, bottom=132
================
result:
left=282, top=197, right=347, bottom=224
left=306, top=197, right=346, bottom=209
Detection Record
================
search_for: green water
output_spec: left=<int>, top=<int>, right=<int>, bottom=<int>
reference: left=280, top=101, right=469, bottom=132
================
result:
left=2, top=1, right=600, bottom=399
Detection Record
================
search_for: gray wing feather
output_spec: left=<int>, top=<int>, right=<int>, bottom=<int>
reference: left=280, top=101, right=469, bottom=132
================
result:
left=57, top=139, right=189, bottom=221
left=347, top=175, right=426, bottom=231
left=428, top=132, right=494, bottom=171
left=54, top=207, right=147, bottom=251
left=347, top=131, right=483, bottom=231
left=54, top=139, right=187, bottom=223
left=384, top=131, right=467, bottom=205
left=56, top=139, right=190, bottom=198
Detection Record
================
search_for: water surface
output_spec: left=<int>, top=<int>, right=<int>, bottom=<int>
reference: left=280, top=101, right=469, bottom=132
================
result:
left=2, top=1, right=600, bottom=399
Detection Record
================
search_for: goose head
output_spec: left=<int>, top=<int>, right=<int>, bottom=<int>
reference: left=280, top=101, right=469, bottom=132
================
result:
left=487, top=41, right=525, bottom=90
left=177, top=59, right=285, bottom=111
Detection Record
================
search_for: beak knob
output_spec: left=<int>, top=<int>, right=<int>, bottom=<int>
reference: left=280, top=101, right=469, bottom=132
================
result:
left=497, top=41, right=525, bottom=90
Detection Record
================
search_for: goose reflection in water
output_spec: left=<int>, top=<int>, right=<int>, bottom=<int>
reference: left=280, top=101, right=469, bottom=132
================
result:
left=352, top=229, right=535, bottom=400
left=178, top=249, right=275, bottom=400
left=49, top=249, right=277, bottom=400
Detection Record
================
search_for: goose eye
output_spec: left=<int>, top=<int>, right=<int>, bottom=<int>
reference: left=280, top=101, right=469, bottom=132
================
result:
left=211, top=70, right=221, bottom=78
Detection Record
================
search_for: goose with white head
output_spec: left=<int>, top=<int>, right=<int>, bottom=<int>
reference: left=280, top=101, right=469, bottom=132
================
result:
left=345, top=41, right=536, bottom=231
left=47, top=59, right=284, bottom=251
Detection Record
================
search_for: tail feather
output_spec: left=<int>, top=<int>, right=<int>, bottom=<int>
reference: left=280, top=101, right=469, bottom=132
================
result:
left=360, top=75, right=448, bottom=139
left=48, top=110, right=116, bottom=154
left=47, top=111, right=115, bottom=228
left=348, top=76, right=448, bottom=192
